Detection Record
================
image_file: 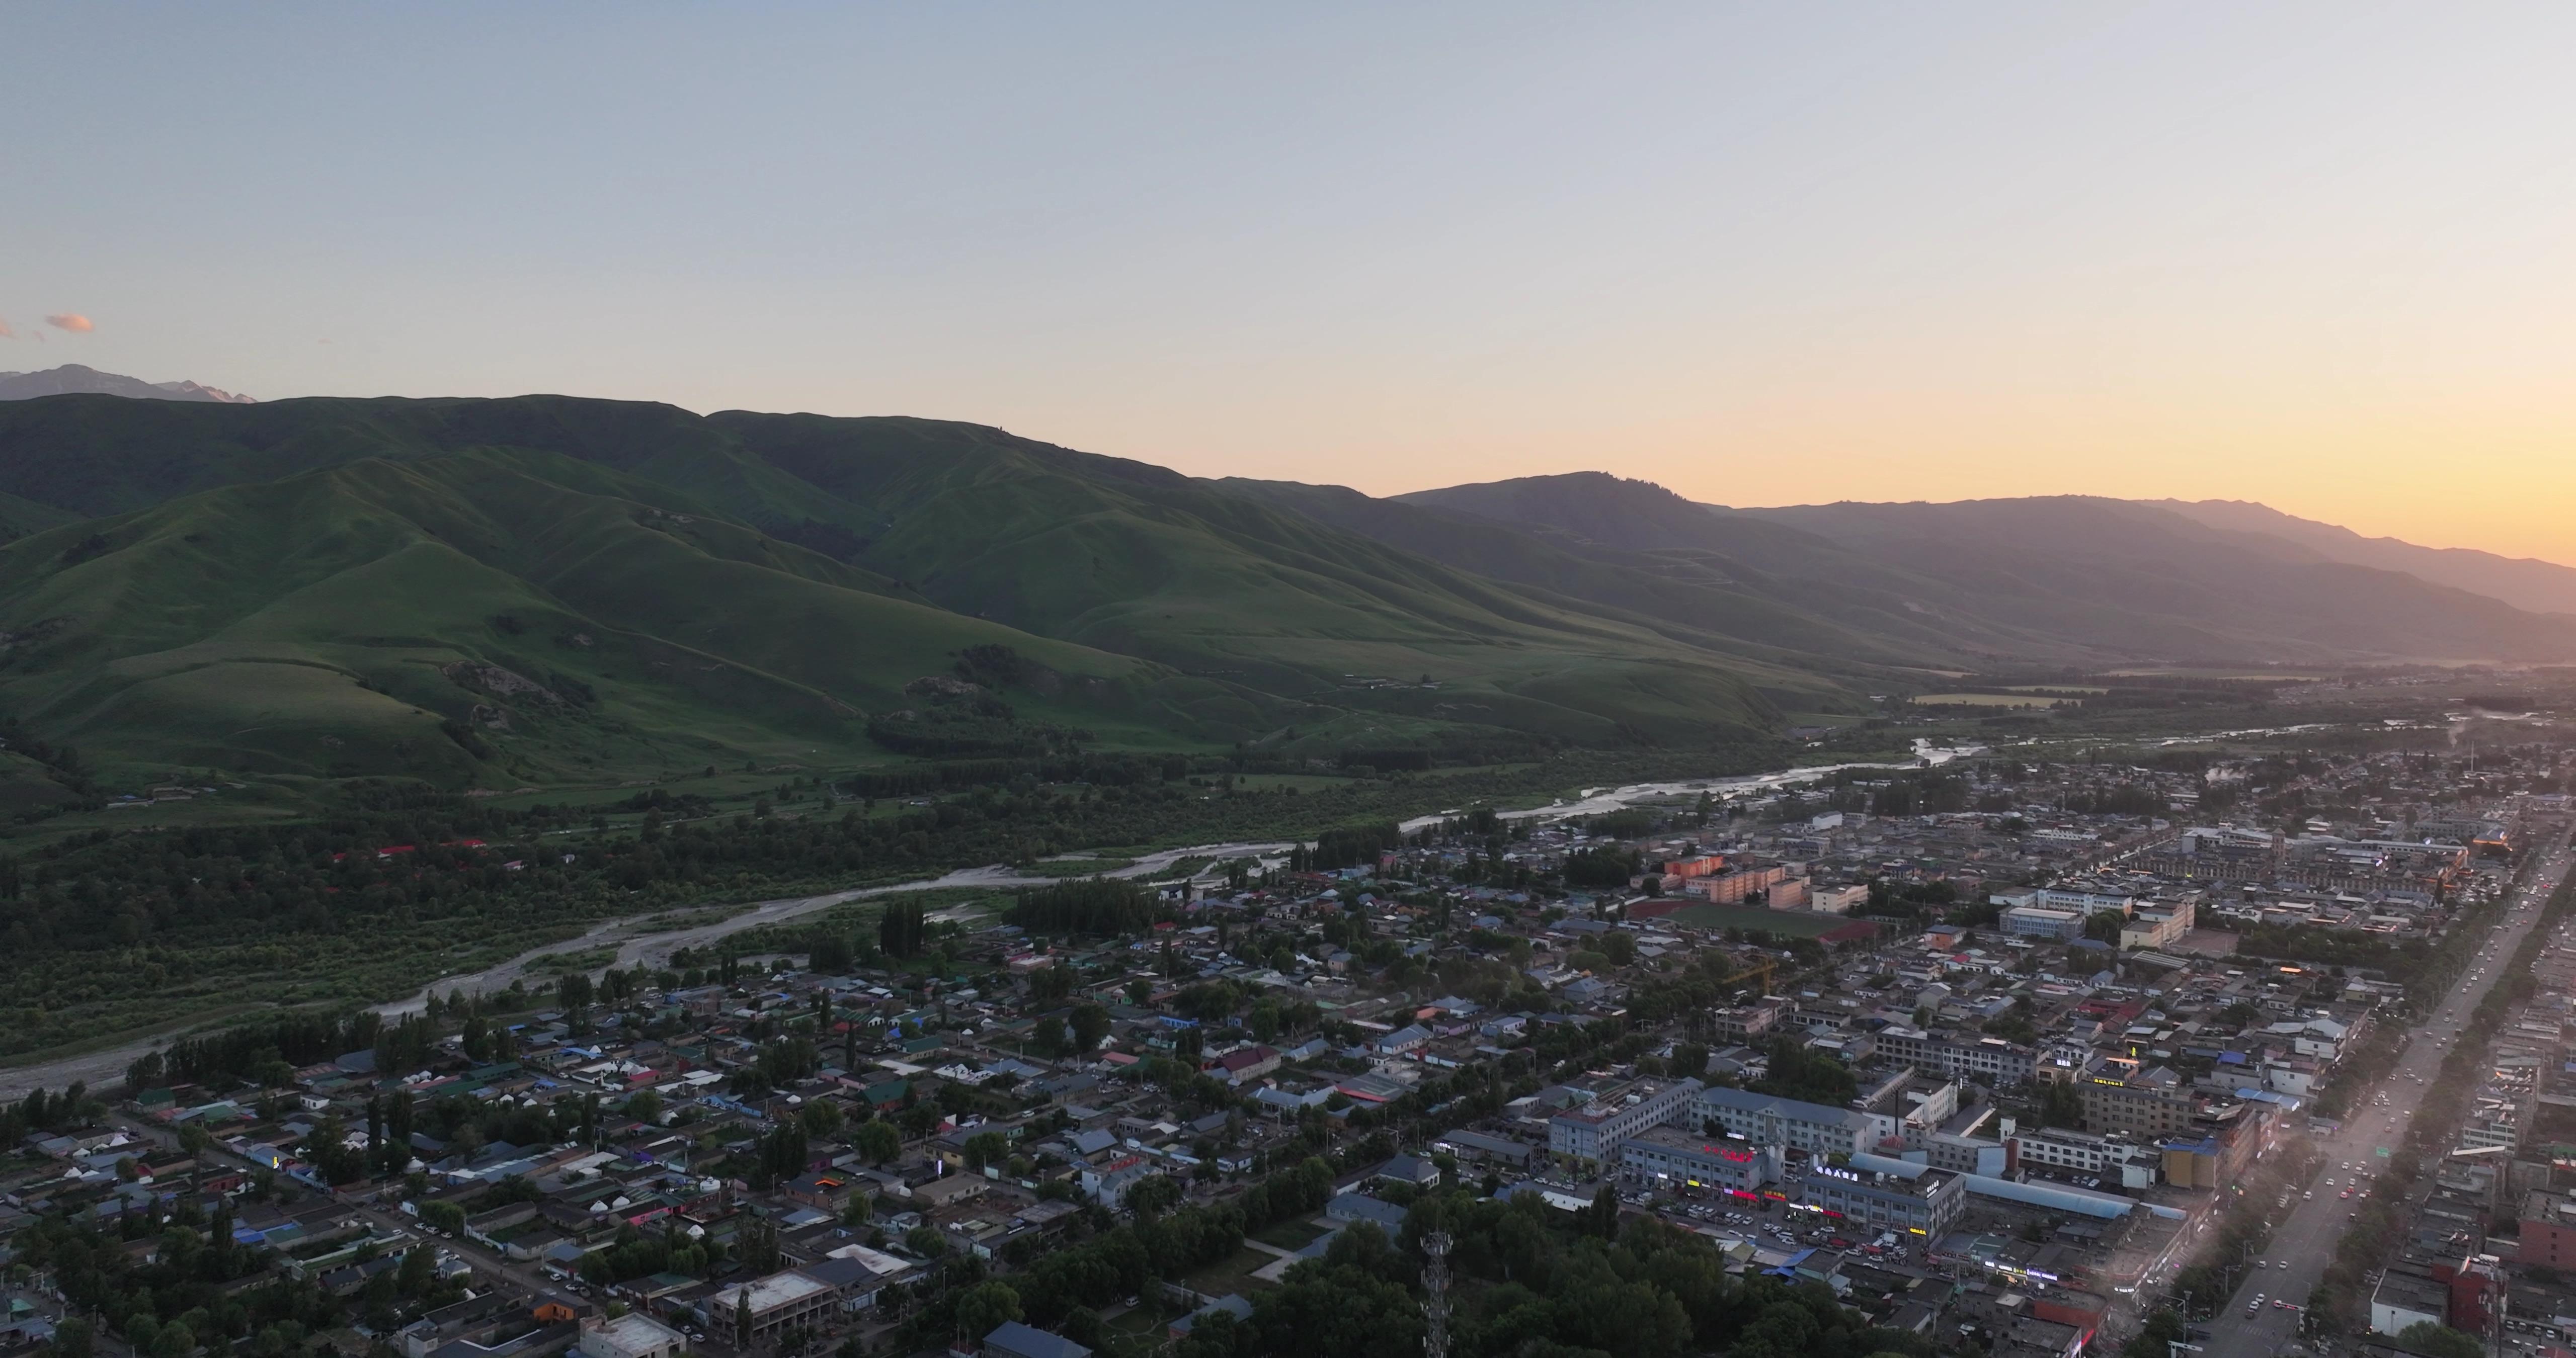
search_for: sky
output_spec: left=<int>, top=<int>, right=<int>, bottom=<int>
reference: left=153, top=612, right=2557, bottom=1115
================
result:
left=10, top=5, right=2576, bottom=564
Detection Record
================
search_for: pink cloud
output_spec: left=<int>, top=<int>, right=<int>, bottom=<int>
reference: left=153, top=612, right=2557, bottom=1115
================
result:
left=44, top=313, right=93, bottom=333
left=0, top=316, right=13, bottom=339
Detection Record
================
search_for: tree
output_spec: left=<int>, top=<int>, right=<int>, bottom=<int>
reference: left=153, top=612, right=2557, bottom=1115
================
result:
left=2037, top=1080, right=2085, bottom=1130
left=963, top=1131, right=1008, bottom=1171
left=855, top=1120, right=903, bottom=1165
left=735, top=1288, right=754, bottom=1348
left=1126, top=1173, right=1183, bottom=1219
left=1069, top=1003, right=1112, bottom=1053
left=398, top=1245, right=436, bottom=1297
left=2082, top=912, right=2125, bottom=945
left=954, top=1283, right=1023, bottom=1345
left=2396, top=1324, right=2485, bottom=1358
left=800, top=1100, right=843, bottom=1140
left=1585, top=1183, right=1621, bottom=1239
left=624, top=1089, right=664, bottom=1125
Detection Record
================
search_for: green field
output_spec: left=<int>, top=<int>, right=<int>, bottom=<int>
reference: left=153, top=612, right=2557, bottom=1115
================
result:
left=1910, top=693, right=2065, bottom=708
left=1656, top=903, right=1868, bottom=939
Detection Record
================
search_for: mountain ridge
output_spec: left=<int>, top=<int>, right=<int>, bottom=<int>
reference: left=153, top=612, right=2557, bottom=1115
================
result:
left=0, top=364, right=256, bottom=404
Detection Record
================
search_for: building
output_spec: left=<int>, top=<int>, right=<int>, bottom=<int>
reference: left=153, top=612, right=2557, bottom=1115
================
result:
left=2008, top=1127, right=2130, bottom=1177
left=2002, top=907, right=2084, bottom=942
left=1710, top=997, right=1790, bottom=1045
left=1869, top=1028, right=2038, bottom=1085
left=1795, top=1161, right=1968, bottom=1238
left=2118, top=898, right=2196, bottom=951
left=983, top=1322, right=1093, bottom=1358
left=1548, top=1077, right=1703, bottom=1166
left=707, top=1270, right=837, bottom=1345
left=1211, top=1046, right=1280, bottom=1085
left=2518, top=1192, right=2576, bottom=1268
left=1694, top=1085, right=1872, bottom=1158
left=2079, top=1069, right=2197, bottom=1139
left=576, top=1314, right=683, bottom=1358
left=1616, top=1125, right=1782, bottom=1195
left=2368, top=1267, right=2450, bottom=1337
left=1809, top=885, right=1870, bottom=915
left=1689, top=864, right=1787, bottom=904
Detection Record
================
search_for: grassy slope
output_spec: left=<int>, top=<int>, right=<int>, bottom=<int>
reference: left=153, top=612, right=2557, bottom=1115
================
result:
left=0, top=452, right=1255, bottom=785
left=0, top=397, right=1849, bottom=767
left=708, top=412, right=1821, bottom=738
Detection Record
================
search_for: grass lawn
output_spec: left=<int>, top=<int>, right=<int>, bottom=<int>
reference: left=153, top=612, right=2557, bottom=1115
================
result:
left=1656, top=903, right=1871, bottom=940
left=1180, top=1245, right=1284, bottom=1297
left=1252, top=1218, right=1328, bottom=1251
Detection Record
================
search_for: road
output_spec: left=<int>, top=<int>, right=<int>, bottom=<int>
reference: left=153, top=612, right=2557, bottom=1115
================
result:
left=2203, top=828, right=2572, bottom=1358
left=0, top=839, right=1291, bottom=1099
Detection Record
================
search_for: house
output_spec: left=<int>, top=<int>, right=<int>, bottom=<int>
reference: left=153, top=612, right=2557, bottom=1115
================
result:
left=982, top=1322, right=1092, bottom=1358
left=1376, top=1026, right=1430, bottom=1056
left=1078, top=1156, right=1162, bottom=1210
left=1373, top=1154, right=1440, bottom=1188
left=1168, top=1295, right=1254, bottom=1340
left=1212, top=1046, right=1280, bottom=1085
left=1324, top=1194, right=1409, bottom=1232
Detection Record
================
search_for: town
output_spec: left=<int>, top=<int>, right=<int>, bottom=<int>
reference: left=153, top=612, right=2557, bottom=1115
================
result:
left=6, top=742, right=2574, bottom=1358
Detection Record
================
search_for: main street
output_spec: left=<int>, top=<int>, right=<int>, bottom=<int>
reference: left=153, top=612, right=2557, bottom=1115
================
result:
left=2203, top=828, right=2574, bottom=1358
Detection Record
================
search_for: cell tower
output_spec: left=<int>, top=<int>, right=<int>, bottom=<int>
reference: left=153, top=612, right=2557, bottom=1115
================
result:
left=1422, top=1231, right=1453, bottom=1358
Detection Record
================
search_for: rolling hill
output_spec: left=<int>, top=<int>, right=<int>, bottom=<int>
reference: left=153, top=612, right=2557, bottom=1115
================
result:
left=0, top=396, right=1831, bottom=795
left=1, top=389, right=2564, bottom=803
left=1391, top=474, right=2576, bottom=666
left=2148, top=498, right=2576, bottom=617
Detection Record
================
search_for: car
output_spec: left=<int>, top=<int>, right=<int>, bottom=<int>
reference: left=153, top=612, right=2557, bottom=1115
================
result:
left=2255, top=1260, right=2266, bottom=1268
left=2303, top=1191, right=2313, bottom=1200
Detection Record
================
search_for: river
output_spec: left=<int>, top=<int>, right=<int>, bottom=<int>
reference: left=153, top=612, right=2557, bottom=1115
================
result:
left=0, top=740, right=1980, bottom=1098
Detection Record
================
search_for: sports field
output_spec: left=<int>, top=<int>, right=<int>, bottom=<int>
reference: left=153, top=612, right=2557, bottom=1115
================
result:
left=1654, top=902, right=1879, bottom=942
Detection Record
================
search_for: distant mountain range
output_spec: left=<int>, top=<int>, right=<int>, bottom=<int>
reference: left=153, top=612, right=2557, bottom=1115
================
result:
left=2148, top=498, right=2576, bottom=616
left=0, top=364, right=256, bottom=404
left=0, top=390, right=2560, bottom=801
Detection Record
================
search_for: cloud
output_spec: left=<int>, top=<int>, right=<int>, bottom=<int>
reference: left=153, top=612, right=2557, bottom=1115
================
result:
left=44, top=313, right=93, bottom=332
left=0, top=316, right=13, bottom=339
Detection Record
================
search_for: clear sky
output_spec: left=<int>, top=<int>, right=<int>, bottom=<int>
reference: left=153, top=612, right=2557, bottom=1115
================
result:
left=11, top=5, right=2576, bottom=564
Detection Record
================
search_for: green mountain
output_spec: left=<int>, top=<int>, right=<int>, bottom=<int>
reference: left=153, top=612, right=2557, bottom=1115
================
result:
left=10, top=390, right=2550, bottom=804
left=0, top=397, right=1817, bottom=796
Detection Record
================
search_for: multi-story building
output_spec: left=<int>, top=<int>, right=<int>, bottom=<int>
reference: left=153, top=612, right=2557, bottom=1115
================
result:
left=1685, top=864, right=1789, bottom=904
left=1870, top=1027, right=2038, bottom=1085
left=1616, top=1125, right=1782, bottom=1195
left=2007, top=1126, right=2134, bottom=1176
left=1795, top=1160, right=1968, bottom=1238
left=2078, top=1067, right=2197, bottom=1138
left=707, top=1269, right=839, bottom=1344
left=2118, top=898, right=2196, bottom=951
left=2003, top=906, right=2085, bottom=941
left=1549, top=1077, right=1703, bottom=1166
left=1710, top=996, right=1790, bottom=1045
left=2518, top=1192, right=2576, bottom=1269
left=1695, top=1085, right=1873, bottom=1158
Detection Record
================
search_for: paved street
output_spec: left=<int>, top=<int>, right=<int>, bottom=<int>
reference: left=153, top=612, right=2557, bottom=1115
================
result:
left=2202, top=829, right=2573, bottom=1358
